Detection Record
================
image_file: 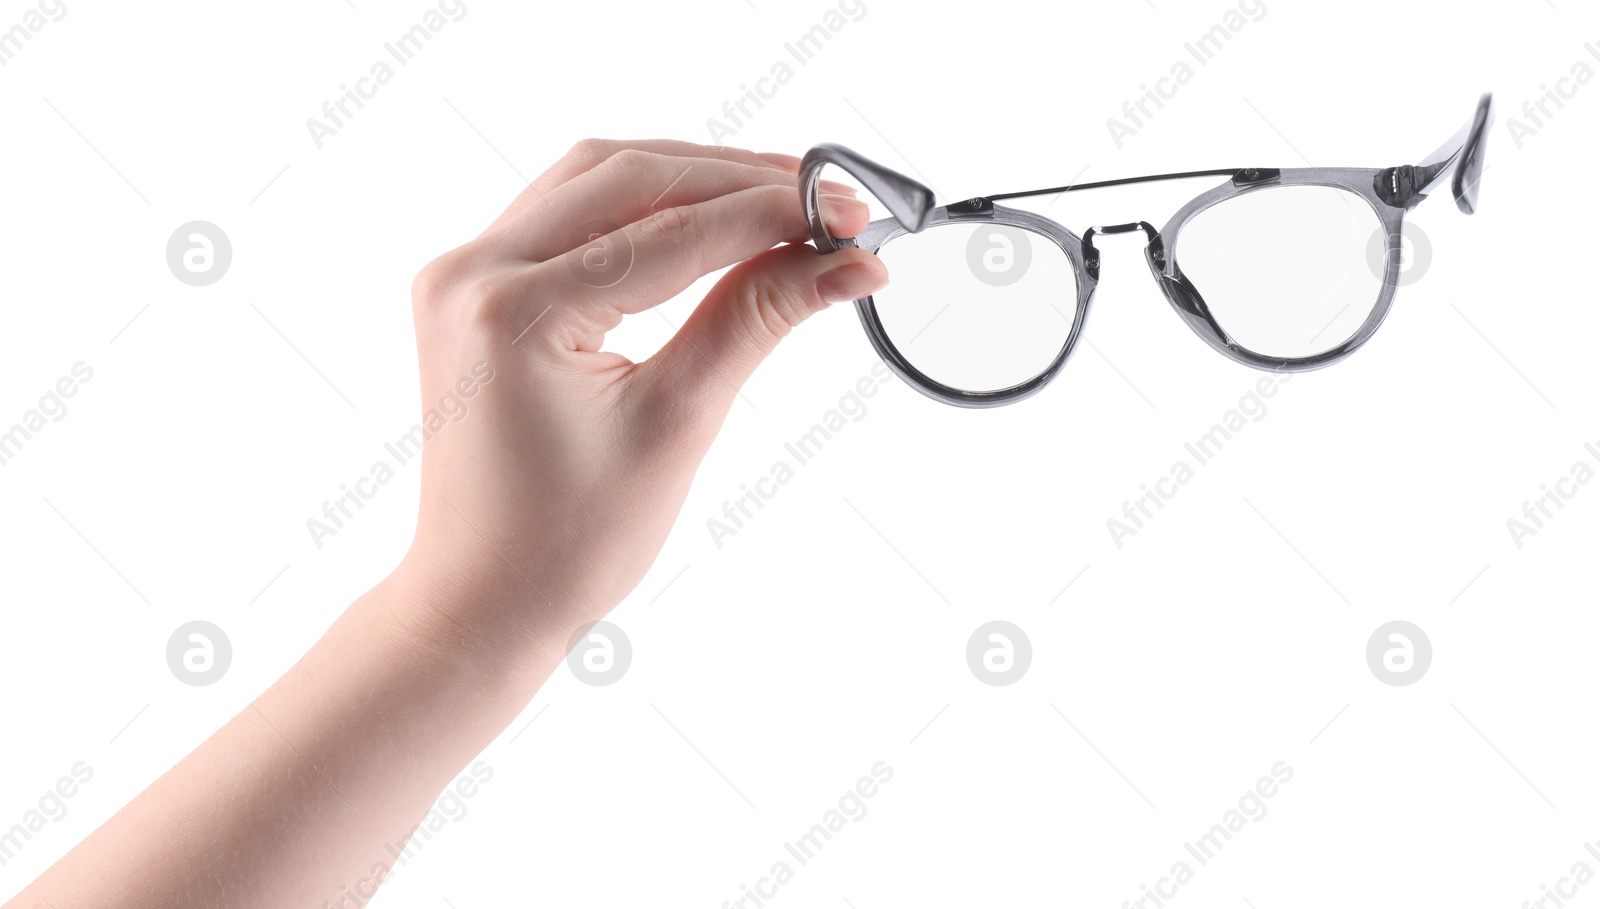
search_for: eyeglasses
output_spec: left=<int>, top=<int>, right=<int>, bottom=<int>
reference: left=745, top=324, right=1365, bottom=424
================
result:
left=799, top=93, right=1495, bottom=408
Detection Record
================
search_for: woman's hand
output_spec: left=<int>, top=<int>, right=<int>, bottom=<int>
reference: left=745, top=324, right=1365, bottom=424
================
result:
left=4, top=140, right=889, bottom=909
left=396, top=139, right=889, bottom=652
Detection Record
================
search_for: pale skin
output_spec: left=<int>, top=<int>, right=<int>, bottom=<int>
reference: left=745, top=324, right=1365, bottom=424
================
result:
left=5, top=140, right=887, bottom=908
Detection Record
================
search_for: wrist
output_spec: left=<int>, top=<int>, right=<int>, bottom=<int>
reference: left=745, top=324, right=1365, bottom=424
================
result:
left=371, top=541, right=603, bottom=679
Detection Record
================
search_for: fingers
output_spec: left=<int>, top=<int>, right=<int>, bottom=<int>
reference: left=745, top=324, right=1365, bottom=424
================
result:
left=488, top=139, right=833, bottom=232
left=641, top=243, right=889, bottom=416
left=483, top=152, right=867, bottom=263
left=755, top=152, right=807, bottom=172
left=508, top=183, right=872, bottom=351
left=754, top=151, right=862, bottom=196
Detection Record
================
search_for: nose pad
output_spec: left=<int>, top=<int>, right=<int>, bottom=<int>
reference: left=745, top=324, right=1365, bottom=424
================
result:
left=1084, top=220, right=1233, bottom=347
left=1143, top=234, right=1235, bottom=349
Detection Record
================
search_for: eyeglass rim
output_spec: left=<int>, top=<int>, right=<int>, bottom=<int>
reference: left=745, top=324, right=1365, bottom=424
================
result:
left=849, top=171, right=1405, bottom=408
left=797, top=93, right=1494, bottom=408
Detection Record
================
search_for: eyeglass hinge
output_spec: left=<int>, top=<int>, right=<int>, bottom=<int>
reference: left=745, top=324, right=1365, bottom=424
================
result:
left=1232, top=167, right=1281, bottom=186
left=1375, top=165, right=1427, bottom=209
left=947, top=197, right=993, bottom=216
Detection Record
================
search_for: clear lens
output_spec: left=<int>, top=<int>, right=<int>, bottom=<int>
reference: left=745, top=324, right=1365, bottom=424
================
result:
left=871, top=222, right=1079, bottom=393
left=1174, top=184, right=1385, bottom=359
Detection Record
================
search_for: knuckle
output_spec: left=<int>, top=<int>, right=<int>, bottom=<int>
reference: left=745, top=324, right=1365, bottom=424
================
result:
left=411, top=248, right=472, bottom=310
left=752, top=164, right=794, bottom=190
left=756, top=183, right=799, bottom=223
left=605, top=147, right=656, bottom=175
left=745, top=272, right=810, bottom=341
left=565, top=137, right=612, bottom=167
left=462, top=270, right=530, bottom=333
left=639, top=203, right=693, bottom=243
left=756, top=182, right=793, bottom=206
left=738, top=184, right=797, bottom=239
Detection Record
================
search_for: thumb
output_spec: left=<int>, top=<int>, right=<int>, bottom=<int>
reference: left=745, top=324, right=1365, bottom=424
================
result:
left=648, top=241, right=889, bottom=408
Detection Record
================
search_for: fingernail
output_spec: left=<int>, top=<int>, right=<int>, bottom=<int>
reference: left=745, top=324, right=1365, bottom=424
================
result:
left=816, top=260, right=887, bottom=304
left=820, top=180, right=859, bottom=196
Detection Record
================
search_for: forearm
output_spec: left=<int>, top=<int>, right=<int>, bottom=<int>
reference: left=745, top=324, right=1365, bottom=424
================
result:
left=8, top=561, right=566, bottom=909
left=6, top=138, right=881, bottom=908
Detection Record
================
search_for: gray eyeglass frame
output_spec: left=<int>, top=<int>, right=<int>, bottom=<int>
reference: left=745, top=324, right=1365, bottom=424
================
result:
left=799, top=92, right=1495, bottom=408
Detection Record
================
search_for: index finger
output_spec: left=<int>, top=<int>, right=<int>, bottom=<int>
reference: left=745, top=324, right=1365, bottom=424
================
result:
left=488, top=140, right=797, bottom=233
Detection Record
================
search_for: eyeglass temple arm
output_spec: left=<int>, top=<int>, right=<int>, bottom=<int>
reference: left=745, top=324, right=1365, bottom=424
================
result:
left=799, top=143, right=936, bottom=253
left=1376, top=92, right=1495, bottom=214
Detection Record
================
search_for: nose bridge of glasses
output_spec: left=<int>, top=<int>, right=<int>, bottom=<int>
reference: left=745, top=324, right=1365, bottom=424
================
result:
left=1081, top=221, right=1163, bottom=280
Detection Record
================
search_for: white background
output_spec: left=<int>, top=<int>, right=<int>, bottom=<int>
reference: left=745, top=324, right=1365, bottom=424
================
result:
left=2, top=1, right=1597, bottom=907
